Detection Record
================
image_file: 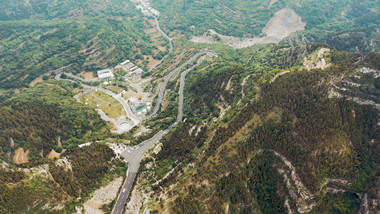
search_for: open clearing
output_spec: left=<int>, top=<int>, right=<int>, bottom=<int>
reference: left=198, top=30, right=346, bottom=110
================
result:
left=81, top=71, right=99, bottom=81
left=13, top=148, right=29, bottom=164
left=81, top=90, right=125, bottom=119
left=191, top=8, right=306, bottom=49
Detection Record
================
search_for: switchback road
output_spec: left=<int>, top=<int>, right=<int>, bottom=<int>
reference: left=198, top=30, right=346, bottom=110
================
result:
left=111, top=50, right=216, bottom=214
left=54, top=15, right=217, bottom=214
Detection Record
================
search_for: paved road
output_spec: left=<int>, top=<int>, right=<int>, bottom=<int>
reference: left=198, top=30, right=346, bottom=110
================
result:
left=141, top=49, right=217, bottom=121
left=56, top=53, right=217, bottom=214
left=54, top=51, right=217, bottom=214
left=112, top=130, right=164, bottom=214
left=111, top=50, right=216, bottom=214
left=177, top=59, right=202, bottom=122
left=54, top=15, right=217, bottom=214
left=147, top=17, right=174, bottom=73
left=55, top=74, right=141, bottom=126
left=55, top=49, right=216, bottom=126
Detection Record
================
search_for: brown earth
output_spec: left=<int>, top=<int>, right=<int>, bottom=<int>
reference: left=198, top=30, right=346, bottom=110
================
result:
left=226, top=76, right=233, bottom=90
left=20, top=74, right=29, bottom=81
left=17, top=41, right=27, bottom=49
left=217, top=104, right=225, bottom=116
left=123, top=90, right=138, bottom=100
left=169, top=30, right=185, bottom=39
left=43, top=28, right=58, bottom=35
left=147, top=56, right=160, bottom=68
left=107, top=85, right=124, bottom=94
left=79, top=38, right=100, bottom=54
left=30, top=76, right=43, bottom=87
left=57, top=136, right=62, bottom=147
left=82, top=71, right=99, bottom=81
left=13, top=148, right=29, bottom=164
left=47, top=149, right=67, bottom=160
left=83, top=46, right=114, bottom=67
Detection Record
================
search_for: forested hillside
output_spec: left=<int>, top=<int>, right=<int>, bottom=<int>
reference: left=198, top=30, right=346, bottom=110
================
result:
left=0, top=83, right=109, bottom=163
left=0, top=143, right=127, bottom=213
left=137, top=46, right=380, bottom=213
left=0, top=0, right=165, bottom=89
left=0, top=0, right=379, bottom=213
left=0, top=0, right=132, bottom=20
left=155, top=0, right=380, bottom=52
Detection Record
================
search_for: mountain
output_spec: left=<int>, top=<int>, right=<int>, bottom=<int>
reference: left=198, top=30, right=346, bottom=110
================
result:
left=0, top=0, right=379, bottom=213
left=136, top=44, right=380, bottom=213
left=155, top=0, right=380, bottom=52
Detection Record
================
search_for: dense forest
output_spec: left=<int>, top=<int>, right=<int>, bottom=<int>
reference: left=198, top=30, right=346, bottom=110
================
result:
left=0, top=84, right=109, bottom=163
left=49, top=143, right=121, bottom=198
left=183, top=62, right=244, bottom=121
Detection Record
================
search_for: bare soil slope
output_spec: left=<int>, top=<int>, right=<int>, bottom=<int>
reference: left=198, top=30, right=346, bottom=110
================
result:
left=191, top=8, right=305, bottom=48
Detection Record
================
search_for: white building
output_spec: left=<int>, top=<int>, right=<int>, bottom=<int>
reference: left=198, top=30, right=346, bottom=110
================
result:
left=97, top=69, right=114, bottom=80
left=120, top=60, right=130, bottom=66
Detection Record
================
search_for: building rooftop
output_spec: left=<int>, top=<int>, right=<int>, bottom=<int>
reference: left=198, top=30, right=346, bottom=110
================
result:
left=97, top=69, right=114, bottom=80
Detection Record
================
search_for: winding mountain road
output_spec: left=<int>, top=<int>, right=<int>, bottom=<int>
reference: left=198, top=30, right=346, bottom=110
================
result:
left=54, top=74, right=141, bottom=126
left=142, top=49, right=217, bottom=121
left=56, top=50, right=216, bottom=214
left=147, top=17, right=174, bottom=73
left=111, top=49, right=216, bottom=214
left=55, top=14, right=217, bottom=214
left=55, top=50, right=216, bottom=124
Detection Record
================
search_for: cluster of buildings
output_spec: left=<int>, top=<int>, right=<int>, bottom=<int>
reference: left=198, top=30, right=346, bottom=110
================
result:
left=115, top=60, right=144, bottom=77
left=96, top=59, right=145, bottom=81
left=132, top=0, right=160, bottom=17
left=97, top=69, right=114, bottom=80
left=129, top=97, right=152, bottom=115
